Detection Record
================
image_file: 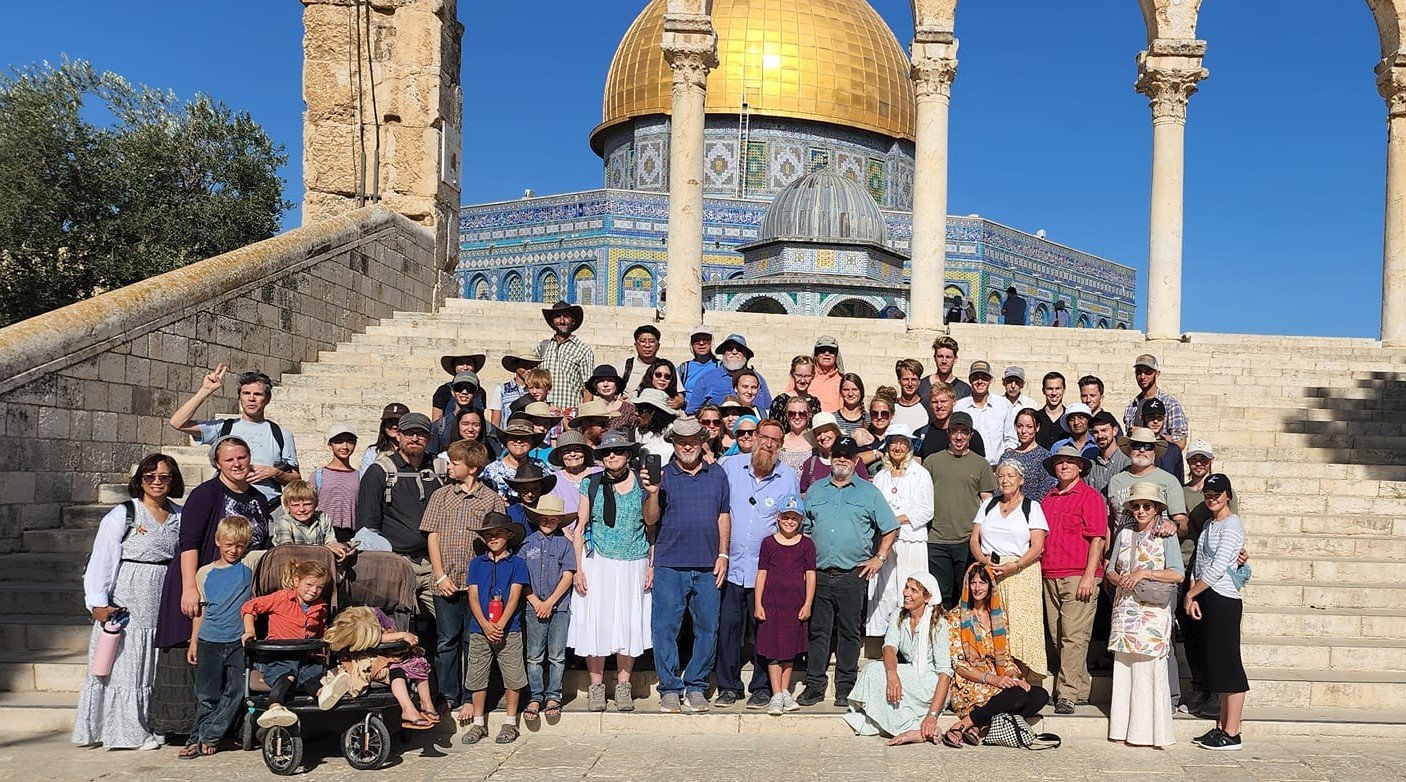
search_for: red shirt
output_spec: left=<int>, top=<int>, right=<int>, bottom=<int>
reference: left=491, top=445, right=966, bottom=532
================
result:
left=1039, top=480, right=1108, bottom=579
left=242, top=588, right=329, bottom=640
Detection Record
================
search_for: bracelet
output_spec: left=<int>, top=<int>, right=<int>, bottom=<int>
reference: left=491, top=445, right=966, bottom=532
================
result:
left=981, top=672, right=990, bottom=684
left=434, top=574, right=449, bottom=584
left=717, top=553, right=730, bottom=559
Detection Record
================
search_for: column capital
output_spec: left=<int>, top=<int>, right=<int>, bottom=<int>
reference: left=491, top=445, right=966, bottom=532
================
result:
left=1377, top=55, right=1406, bottom=118
left=911, top=38, right=959, bottom=101
left=663, top=13, right=718, bottom=92
left=1136, top=49, right=1208, bottom=124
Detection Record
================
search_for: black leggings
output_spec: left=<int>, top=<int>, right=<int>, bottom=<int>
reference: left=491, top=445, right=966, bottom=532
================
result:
left=969, top=685, right=1050, bottom=727
left=268, top=675, right=321, bottom=706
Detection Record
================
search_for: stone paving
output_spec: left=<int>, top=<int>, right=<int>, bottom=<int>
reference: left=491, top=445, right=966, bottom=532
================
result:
left=6, top=730, right=1405, bottom=782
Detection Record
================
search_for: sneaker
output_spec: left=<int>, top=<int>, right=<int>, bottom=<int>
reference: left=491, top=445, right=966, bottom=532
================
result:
left=256, top=703, right=298, bottom=729
left=714, top=690, right=740, bottom=707
left=795, top=689, right=825, bottom=707
left=833, top=695, right=849, bottom=708
left=659, top=692, right=682, bottom=713
left=1193, top=727, right=1226, bottom=746
left=682, top=691, right=710, bottom=713
left=1053, top=699, right=1075, bottom=715
left=1198, top=731, right=1243, bottom=751
left=615, top=682, right=635, bottom=712
left=138, top=738, right=163, bottom=751
left=586, top=683, right=607, bottom=712
left=766, top=694, right=785, bottom=716
left=745, top=691, right=772, bottom=709
left=781, top=692, right=800, bottom=712
left=317, top=670, right=352, bottom=710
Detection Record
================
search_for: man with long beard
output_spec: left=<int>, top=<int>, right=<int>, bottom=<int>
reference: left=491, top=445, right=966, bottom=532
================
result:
left=715, top=418, right=799, bottom=708
left=796, top=437, right=897, bottom=708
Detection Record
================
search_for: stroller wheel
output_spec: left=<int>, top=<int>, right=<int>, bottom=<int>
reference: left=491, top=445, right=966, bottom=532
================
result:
left=262, top=724, right=303, bottom=775
left=342, top=714, right=392, bottom=770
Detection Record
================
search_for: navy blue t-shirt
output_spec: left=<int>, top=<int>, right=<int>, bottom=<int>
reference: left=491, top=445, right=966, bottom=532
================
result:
left=654, top=460, right=731, bottom=569
left=465, top=552, right=530, bottom=633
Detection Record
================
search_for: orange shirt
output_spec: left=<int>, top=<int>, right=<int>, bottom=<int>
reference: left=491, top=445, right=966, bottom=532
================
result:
left=241, top=588, right=329, bottom=640
left=809, top=367, right=843, bottom=412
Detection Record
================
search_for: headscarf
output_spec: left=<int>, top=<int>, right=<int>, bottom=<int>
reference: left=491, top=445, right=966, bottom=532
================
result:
left=903, top=571, right=943, bottom=675
left=955, top=562, right=1017, bottom=677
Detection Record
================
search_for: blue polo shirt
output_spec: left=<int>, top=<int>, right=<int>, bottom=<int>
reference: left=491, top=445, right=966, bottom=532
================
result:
left=721, top=457, right=800, bottom=587
left=803, top=476, right=900, bottom=570
left=654, top=459, right=731, bottom=569
left=465, top=552, right=530, bottom=633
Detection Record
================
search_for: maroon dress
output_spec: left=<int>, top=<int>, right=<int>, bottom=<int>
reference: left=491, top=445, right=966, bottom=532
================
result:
left=754, top=535, right=817, bottom=661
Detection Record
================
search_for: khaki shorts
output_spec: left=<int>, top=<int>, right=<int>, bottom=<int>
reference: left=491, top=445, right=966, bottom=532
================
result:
left=465, top=631, right=527, bottom=692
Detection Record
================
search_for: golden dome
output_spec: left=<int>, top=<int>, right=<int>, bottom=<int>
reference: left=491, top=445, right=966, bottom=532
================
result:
left=592, top=0, right=915, bottom=151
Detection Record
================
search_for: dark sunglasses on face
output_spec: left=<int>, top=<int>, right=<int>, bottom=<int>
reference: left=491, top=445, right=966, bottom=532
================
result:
left=1131, top=442, right=1157, bottom=451
left=1128, top=502, right=1158, bottom=511
left=736, top=429, right=757, bottom=437
left=602, top=448, right=632, bottom=457
left=142, top=474, right=173, bottom=484
left=699, top=418, right=722, bottom=426
left=869, top=410, right=891, bottom=418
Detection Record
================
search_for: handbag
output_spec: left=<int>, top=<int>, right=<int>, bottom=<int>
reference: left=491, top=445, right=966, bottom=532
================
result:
left=1119, top=530, right=1177, bottom=607
left=982, top=712, right=1062, bottom=750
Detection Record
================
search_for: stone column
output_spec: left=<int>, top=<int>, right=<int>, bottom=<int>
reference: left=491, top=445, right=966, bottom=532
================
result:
left=1135, top=41, right=1207, bottom=341
left=1379, top=56, right=1406, bottom=346
left=661, top=10, right=717, bottom=325
left=302, top=0, right=463, bottom=271
left=908, top=31, right=958, bottom=333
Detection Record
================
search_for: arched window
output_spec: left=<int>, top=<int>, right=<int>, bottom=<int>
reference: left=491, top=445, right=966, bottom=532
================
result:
left=573, top=265, right=596, bottom=305
left=503, top=272, right=526, bottom=302
left=739, top=296, right=787, bottom=314
left=1032, top=303, right=1050, bottom=326
left=827, top=298, right=880, bottom=319
left=622, top=265, right=654, bottom=307
left=470, top=275, right=490, bottom=300
left=1077, top=313, right=1092, bottom=329
left=1097, top=318, right=1111, bottom=329
left=539, top=269, right=561, bottom=303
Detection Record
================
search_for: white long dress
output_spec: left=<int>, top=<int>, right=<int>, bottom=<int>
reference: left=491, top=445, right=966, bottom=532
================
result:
left=865, top=459, right=934, bottom=635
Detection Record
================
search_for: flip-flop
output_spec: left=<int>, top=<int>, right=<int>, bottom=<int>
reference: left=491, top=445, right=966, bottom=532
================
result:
left=942, top=727, right=965, bottom=749
left=179, top=744, right=202, bottom=760
left=543, top=700, right=562, bottom=718
left=420, top=709, right=442, bottom=724
left=523, top=701, right=542, bottom=721
left=401, top=717, right=434, bottom=731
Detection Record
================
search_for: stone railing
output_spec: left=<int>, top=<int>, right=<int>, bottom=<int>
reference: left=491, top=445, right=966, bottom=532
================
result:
left=0, top=206, right=448, bottom=552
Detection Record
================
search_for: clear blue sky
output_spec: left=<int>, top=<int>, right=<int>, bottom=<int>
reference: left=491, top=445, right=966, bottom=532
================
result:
left=0, top=2, right=1388, bottom=338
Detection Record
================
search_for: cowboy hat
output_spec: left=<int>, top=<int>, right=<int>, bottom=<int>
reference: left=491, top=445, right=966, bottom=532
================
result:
left=504, top=462, right=558, bottom=492
left=569, top=400, right=613, bottom=429
left=523, top=494, right=575, bottom=525
left=594, top=429, right=639, bottom=453
left=541, top=300, right=584, bottom=332
left=440, top=353, right=486, bottom=375
left=548, top=430, right=595, bottom=467
left=518, top=401, right=561, bottom=422
left=501, top=350, right=543, bottom=373
left=1042, top=444, right=1092, bottom=478
left=498, top=419, right=545, bottom=447
left=478, top=511, right=525, bottom=547
left=1117, top=426, right=1169, bottom=458
left=1122, top=481, right=1168, bottom=511
left=632, top=388, right=679, bottom=417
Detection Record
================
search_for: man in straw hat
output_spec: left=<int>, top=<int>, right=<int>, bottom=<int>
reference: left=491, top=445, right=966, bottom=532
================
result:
left=1038, top=445, right=1108, bottom=714
left=537, top=301, right=594, bottom=411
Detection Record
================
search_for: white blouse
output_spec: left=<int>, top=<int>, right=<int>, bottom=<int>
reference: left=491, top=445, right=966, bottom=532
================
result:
left=972, top=497, right=1048, bottom=558
left=871, top=460, right=934, bottom=543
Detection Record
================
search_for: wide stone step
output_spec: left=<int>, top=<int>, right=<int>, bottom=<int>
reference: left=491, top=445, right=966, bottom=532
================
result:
left=0, top=615, right=92, bottom=654
left=0, top=553, right=89, bottom=583
left=1246, top=580, right=1406, bottom=610
left=23, top=528, right=104, bottom=554
left=0, top=651, right=87, bottom=693
left=0, top=583, right=84, bottom=616
left=1243, top=605, right=1406, bottom=639
left=1243, top=514, right=1406, bottom=538
left=0, top=692, right=78, bottom=737
left=1242, top=635, right=1406, bottom=670
left=1250, top=533, right=1406, bottom=559
left=1250, top=556, right=1406, bottom=584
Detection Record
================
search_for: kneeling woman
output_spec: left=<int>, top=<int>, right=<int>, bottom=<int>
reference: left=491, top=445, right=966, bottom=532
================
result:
left=943, top=564, right=1050, bottom=747
left=843, top=572, right=953, bottom=745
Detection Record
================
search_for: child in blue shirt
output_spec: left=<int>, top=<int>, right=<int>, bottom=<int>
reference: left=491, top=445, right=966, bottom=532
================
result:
left=183, top=516, right=255, bottom=758
left=519, top=495, right=577, bottom=723
left=461, top=513, right=530, bottom=746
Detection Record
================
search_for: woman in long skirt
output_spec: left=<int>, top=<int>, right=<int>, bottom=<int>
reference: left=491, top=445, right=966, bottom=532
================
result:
left=865, top=425, right=933, bottom=636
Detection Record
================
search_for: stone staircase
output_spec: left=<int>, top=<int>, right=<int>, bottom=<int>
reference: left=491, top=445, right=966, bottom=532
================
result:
left=6, top=299, right=1406, bottom=736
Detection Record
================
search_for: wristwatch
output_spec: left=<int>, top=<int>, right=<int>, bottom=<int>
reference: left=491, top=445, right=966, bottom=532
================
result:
left=927, top=710, right=941, bottom=719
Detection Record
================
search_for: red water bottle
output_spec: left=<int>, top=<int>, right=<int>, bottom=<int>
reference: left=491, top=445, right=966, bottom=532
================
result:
left=487, top=594, right=504, bottom=623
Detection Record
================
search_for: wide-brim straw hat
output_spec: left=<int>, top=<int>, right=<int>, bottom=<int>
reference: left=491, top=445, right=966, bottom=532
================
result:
left=1042, top=445, right=1092, bottom=478
left=1122, top=481, right=1168, bottom=511
left=524, top=494, right=576, bottom=525
left=1118, top=426, right=1169, bottom=458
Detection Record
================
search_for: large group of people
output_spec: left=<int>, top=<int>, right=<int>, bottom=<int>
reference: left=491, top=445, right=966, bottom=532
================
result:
left=74, top=300, right=1251, bottom=756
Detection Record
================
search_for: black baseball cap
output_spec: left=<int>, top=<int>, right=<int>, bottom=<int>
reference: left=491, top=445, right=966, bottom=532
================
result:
left=1141, top=397, right=1167, bottom=418
left=831, top=436, right=861, bottom=458
left=1203, top=473, right=1234, bottom=496
left=948, top=411, right=974, bottom=430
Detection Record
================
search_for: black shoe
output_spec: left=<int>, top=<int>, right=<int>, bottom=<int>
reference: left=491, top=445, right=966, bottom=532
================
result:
left=745, top=691, right=772, bottom=709
left=1198, top=732, right=1242, bottom=751
left=795, top=689, right=825, bottom=707
left=1053, top=699, right=1075, bottom=715
left=833, top=695, right=849, bottom=708
left=713, top=690, right=740, bottom=707
left=1193, top=727, right=1226, bottom=746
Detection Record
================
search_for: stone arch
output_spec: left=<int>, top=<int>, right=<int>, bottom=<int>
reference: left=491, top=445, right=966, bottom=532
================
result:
left=1098, top=317, right=1111, bottom=329
left=1031, top=302, right=1050, bottom=326
left=738, top=295, right=787, bottom=314
left=1368, top=1, right=1406, bottom=61
left=827, top=298, right=881, bottom=319
left=502, top=271, right=526, bottom=302
left=468, top=273, right=491, bottom=300
left=621, top=264, right=655, bottom=307
left=1077, top=313, right=1092, bottom=329
left=572, top=264, right=597, bottom=305
left=1137, top=0, right=1202, bottom=43
left=537, top=268, right=561, bottom=303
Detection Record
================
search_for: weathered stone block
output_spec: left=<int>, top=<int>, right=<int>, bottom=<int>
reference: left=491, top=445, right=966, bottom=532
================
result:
left=97, top=354, right=125, bottom=384
left=0, top=471, right=36, bottom=504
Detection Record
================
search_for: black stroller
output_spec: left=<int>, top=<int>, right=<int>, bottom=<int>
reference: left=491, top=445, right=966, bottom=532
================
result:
left=240, top=546, right=420, bottom=775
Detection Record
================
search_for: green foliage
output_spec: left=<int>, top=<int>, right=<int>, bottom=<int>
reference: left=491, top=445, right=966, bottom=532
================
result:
left=0, top=60, right=290, bottom=326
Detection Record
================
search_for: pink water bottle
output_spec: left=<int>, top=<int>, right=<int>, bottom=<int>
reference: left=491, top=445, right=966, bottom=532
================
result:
left=89, top=612, right=127, bottom=677
left=487, top=595, right=504, bottom=624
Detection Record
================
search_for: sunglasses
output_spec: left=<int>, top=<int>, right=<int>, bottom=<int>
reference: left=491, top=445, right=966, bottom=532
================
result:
left=735, top=429, right=757, bottom=437
left=786, top=411, right=810, bottom=418
left=869, top=410, right=892, bottom=418
left=699, top=418, right=722, bottom=426
left=141, top=474, right=174, bottom=484
left=1130, top=442, right=1158, bottom=451
left=601, top=447, right=633, bottom=457
left=1128, top=501, right=1159, bottom=511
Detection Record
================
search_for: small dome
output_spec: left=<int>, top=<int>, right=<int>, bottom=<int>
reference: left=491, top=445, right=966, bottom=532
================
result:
left=759, top=168, right=887, bottom=245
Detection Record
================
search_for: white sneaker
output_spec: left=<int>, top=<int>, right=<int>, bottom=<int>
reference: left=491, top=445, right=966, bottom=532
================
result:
left=781, top=692, right=800, bottom=712
left=766, top=694, right=785, bottom=716
left=138, top=738, right=163, bottom=751
left=317, top=669, right=352, bottom=710
left=257, top=703, right=299, bottom=728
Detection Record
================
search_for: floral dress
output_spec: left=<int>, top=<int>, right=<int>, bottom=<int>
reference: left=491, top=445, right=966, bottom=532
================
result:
left=1107, top=528, right=1175, bottom=659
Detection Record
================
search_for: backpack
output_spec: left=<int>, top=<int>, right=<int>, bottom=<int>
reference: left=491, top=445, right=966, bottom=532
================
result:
left=218, top=418, right=286, bottom=453
left=119, top=500, right=141, bottom=543
left=372, top=454, right=444, bottom=505
left=984, top=496, right=1033, bottom=519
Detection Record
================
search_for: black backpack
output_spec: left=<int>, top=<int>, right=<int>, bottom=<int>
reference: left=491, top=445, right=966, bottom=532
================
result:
left=218, top=418, right=286, bottom=452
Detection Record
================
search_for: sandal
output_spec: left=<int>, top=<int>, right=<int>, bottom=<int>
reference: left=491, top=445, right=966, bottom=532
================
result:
left=401, top=716, right=434, bottom=731
left=523, top=701, right=542, bottom=721
left=201, top=743, right=219, bottom=756
left=179, top=744, right=202, bottom=760
left=460, top=724, right=489, bottom=745
left=543, top=700, right=563, bottom=718
left=963, top=726, right=982, bottom=746
left=494, top=724, right=520, bottom=744
left=941, top=726, right=965, bottom=749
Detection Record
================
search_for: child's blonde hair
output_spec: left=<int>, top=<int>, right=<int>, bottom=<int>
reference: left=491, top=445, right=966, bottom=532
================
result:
left=323, top=606, right=383, bottom=653
left=282, top=559, right=331, bottom=590
left=446, top=439, right=489, bottom=470
left=281, top=479, right=317, bottom=508
left=525, top=367, right=552, bottom=390
left=215, top=515, right=254, bottom=546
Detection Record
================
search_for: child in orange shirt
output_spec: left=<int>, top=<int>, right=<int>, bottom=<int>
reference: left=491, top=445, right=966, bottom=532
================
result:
left=242, top=560, right=339, bottom=728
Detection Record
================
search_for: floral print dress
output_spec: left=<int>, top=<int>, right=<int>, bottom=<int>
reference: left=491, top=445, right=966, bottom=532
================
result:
left=1107, top=528, right=1173, bottom=659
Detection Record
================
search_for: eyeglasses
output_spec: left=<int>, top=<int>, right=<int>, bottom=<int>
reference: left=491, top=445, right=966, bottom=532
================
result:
left=141, top=474, right=174, bottom=484
left=1130, top=442, right=1157, bottom=452
left=400, top=431, right=429, bottom=441
left=869, top=410, right=891, bottom=419
left=1128, top=502, right=1159, bottom=511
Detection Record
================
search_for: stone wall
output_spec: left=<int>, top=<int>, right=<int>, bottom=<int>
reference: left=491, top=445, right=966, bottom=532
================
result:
left=0, top=206, right=447, bottom=552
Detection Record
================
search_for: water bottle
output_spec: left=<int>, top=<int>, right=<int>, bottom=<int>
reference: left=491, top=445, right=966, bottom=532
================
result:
left=487, top=594, right=504, bottom=624
left=89, top=609, right=129, bottom=677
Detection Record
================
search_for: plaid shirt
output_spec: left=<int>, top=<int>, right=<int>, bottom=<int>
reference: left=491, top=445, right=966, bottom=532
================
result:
left=491, top=380, right=530, bottom=423
left=268, top=509, right=337, bottom=547
left=537, top=335, right=594, bottom=410
left=1122, top=389, right=1189, bottom=443
left=419, top=481, right=506, bottom=586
